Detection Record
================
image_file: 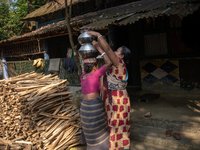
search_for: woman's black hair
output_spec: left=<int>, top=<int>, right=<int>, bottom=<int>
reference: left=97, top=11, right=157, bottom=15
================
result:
left=84, top=62, right=98, bottom=73
left=121, top=46, right=131, bottom=64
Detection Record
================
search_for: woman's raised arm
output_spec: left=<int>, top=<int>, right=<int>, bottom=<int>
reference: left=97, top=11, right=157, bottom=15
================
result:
left=92, top=40, right=112, bottom=70
left=87, top=31, right=119, bottom=67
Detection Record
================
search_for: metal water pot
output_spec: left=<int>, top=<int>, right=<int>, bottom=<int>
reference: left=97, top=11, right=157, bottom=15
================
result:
left=78, top=30, right=97, bottom=45
left=78, top=43, right=99, bottom=59
left=78, top=30, right=98, bottom=59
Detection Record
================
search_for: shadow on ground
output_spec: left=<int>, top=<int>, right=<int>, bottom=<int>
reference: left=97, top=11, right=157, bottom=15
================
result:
left=129, top=90, right=200, bottom=149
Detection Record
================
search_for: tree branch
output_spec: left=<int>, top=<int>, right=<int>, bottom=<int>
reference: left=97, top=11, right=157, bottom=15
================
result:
left=65, top=0, right=82, bottom=75
left=69, top=0, right=72, bottom=19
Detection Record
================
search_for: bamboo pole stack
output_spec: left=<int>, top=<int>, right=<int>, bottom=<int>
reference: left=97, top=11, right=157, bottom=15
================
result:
left=0, top=72, right=81, bottom=150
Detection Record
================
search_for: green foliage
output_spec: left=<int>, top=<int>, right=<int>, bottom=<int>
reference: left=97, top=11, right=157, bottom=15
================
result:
left=0, top=3, right=10, bottom=40
left=0, top=0, right=45, bottom=41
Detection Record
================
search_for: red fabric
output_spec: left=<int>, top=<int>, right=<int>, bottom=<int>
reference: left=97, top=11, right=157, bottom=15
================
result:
left=103, top=57, right=130, bottom=150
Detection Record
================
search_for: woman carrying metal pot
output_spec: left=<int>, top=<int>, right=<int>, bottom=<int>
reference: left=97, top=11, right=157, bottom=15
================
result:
left=80, top=40, right=112, bottom=150
left=87, top=31, right=131, bottom=150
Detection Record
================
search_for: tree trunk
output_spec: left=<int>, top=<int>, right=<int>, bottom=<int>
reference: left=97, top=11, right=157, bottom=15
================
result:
left=27, top=0, right=33, bottom=13
left=65, top=0, right=82, bottom=75
left=27, top=0, right=35, bottom=31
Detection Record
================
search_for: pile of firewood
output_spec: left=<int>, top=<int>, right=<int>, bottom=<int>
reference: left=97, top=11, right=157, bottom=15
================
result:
left=0, top=72, right=81, bottom=150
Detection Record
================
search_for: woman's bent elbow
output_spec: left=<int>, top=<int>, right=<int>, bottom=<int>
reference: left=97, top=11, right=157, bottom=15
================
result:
left=105, top=62, right=112, bottom=69
left=108, top=62, right=112, bottom=67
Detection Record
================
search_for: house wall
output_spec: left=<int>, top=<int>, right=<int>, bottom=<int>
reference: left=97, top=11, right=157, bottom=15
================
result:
left=1, top=40, right=45, bottom=60
left=136, top=11, right=200, bottom=92
left=108, top=25, right=137, bottom=87
left=179, top=59, right=200, bottom=90
left=46, top=35, right=72, bottom=58
left=38, top=1, right=97, bottom=27
left=140, top=60, right=180, bottom=87
left=140, top=58, right=200, bottom=92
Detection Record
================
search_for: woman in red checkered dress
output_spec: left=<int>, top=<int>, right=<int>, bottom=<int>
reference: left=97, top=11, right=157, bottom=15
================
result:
left=88, top=31, right=131, bottom=150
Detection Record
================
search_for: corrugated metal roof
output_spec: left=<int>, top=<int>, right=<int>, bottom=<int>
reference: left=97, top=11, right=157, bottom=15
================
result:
left=0, top=0, right=199, bottom=44
left=0, top=20, right=68, bottom=44
left=22, top=0, right=89, bottom=21
left=80, top=0, right=200, bottom=29
left=117, top=2, right=200, bottom=26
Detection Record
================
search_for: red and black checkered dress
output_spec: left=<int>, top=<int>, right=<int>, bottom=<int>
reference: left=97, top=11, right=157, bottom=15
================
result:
left=103, top=57, right=131, bottom=150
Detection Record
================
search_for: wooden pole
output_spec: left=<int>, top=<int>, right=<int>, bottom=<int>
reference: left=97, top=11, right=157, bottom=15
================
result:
left=37, top=39, right=41, bottom=52
left=20, top=62, right=22, bottom=75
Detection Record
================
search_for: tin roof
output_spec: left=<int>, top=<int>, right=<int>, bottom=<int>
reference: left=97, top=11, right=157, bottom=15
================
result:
left=21, top=0, right=89, bottom=21
left=79, top=0, right=200, bottom=29
left=0, top=20, right=69, bottom=44
left=0, top=0, right=199, bottom=44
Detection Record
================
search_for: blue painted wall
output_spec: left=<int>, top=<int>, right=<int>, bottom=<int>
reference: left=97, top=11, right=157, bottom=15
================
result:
left=39, top=17, right=65, bottom=28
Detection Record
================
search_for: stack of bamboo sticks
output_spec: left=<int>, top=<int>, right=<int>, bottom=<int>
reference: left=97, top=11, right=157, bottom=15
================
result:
left=0, top=72, right=81, bottom=150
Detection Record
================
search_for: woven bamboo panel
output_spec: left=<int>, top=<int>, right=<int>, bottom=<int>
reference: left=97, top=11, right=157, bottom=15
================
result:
left=2, top=40, right=45, bottom=57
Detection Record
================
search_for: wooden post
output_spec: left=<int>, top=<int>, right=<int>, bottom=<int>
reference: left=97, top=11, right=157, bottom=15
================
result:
left=0, top=57, right=3, bottom=79
left=1, top=51, right=4, bottom=79
left=20, top=62, right=22, bottom=75
left=37, top=39, right=41, bottom=52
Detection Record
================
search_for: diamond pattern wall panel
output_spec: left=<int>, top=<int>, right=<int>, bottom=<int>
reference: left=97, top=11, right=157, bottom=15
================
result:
left=140, top=60, right=179, bottom=86
left=160, top=61, right=178, bottom=73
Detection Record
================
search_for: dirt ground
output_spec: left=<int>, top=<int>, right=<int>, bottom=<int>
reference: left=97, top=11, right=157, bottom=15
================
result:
left=130, top=90, right=200, bottom=126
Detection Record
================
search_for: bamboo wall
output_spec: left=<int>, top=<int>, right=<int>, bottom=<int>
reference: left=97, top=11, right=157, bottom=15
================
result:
left=3, top=59, right=81, bottom=85
left=1, top=40, right=46, bottom=58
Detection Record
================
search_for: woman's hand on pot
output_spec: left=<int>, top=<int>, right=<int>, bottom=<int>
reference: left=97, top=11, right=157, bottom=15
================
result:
left=92, top=40, right=104, bottom=53
left=87, top=31, right=101, bottom=37
left=92, top=40, right=100, bottom=49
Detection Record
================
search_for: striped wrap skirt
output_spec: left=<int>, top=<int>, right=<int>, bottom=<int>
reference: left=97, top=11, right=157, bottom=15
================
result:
left=80, top=97, right=109, bottom=150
